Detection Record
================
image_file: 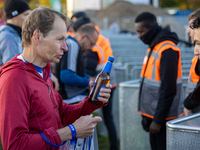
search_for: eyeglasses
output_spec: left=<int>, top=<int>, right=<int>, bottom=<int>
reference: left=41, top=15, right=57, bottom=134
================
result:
left=85, top=35, right=96, bottom=46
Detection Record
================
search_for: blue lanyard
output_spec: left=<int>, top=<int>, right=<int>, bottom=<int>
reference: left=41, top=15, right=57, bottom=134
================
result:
left=82, top=136, right=93, bottom=150
left=40, top=132, right=66, bottom=147
left=89, top=136, right=93, bottom=150
left=40, top=126, right=92, bottom=149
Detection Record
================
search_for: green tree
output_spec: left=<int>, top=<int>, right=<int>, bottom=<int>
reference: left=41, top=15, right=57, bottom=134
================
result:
left=27, top=0, right=67, bottom=13
left=27, top=0, right=39, bottom=9
left=160, top=0, right=179, bottom=8
left=160, top=0, right=200, bottom=9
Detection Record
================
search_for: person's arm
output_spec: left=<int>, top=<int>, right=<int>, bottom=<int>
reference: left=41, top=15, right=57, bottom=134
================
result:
left=60, top=69, right=89, bottom=87
left=150, top=49, right=178, bottom=133
left=55, top=78, right=112, bottom=125
left=183, top=60, right=200, bottom=115
left=0, top=32, right=22, bottom=64
left=59, top=40, right=89, bottom=87
left=57, top=114, right=102, bottom=142
left=184, top=80, right=200, bottom=111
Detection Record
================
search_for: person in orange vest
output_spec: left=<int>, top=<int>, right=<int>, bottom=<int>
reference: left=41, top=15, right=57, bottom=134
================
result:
left=186, top=9, right=200, bottom=96
left=71, top=15, right=118, bottom=150
left=183, top=15, right=200, bottom=115
left=135, top=12, right=182, bottom=150
left=184, top=9, right=200, bottom=116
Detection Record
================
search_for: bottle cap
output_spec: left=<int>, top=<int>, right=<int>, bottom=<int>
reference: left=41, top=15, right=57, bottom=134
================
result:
left=108, top=56, right=115, bottom=62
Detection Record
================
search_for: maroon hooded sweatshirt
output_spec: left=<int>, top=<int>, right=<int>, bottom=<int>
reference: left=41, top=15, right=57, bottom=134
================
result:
left=0, top=56, right=103, bottom=150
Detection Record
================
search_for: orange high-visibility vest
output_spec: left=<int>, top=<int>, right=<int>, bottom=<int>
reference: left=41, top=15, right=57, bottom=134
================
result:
left=186, top=56, right=199, bottom=96
left=92, top=34, right=113, bottom=65
left=67, top=31, right=75, bottom=37
left=139, top=40, right=182, bottom=120
left=93, top=26, right=116, bottom=87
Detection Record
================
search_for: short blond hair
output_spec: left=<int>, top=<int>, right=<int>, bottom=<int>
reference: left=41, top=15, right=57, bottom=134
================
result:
left=22, top=6, right=70, bottom=47
left=76, top=24, right=98, bottom=37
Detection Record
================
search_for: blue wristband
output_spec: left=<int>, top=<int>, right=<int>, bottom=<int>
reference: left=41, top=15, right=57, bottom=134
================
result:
left=68, top=124, right=77, bottom=145
left=40, top=132, right=66, bottom=147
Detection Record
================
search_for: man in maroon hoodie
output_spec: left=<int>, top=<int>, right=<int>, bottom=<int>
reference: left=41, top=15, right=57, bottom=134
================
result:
left=0, top=6, right=112, bottom=150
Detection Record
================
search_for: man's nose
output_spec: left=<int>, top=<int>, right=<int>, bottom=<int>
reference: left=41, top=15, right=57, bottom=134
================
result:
left=187, top=28, right=191, bottom=34
left=61, top=42, right=68, bottom=51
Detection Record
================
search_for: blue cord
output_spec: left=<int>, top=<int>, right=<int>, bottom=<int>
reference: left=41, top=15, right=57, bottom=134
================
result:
left=82, top=138, right=86, bottom=150
left=88, top=136, right=93, bottom=150
left=40, top=132, right=66, bottom=147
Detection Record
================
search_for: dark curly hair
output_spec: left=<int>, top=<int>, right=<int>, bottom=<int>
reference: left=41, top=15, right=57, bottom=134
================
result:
left=135, top=12, right=157, bottom=28
left=190, top=16, right=200, bottom=29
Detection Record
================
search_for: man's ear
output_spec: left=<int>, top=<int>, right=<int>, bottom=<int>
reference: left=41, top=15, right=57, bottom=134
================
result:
left=33, top=29, right=42, bottom=45
left=80, top=34, right=86, bottom=42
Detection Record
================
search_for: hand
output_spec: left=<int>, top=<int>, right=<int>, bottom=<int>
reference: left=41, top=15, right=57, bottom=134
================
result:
left=89, top=76, right=96, bottom=82
left=149, top=121, right=161, bottom=134
left=98, top=84, right=112, bottom=104
left=88, top=80, right=94, bottom=91
left=50, top=74, right=59, bottom=91
left=73, top=114, right=102, bottom=139
left=184, top=107, right=192, bottom=116
left=54, top=80, right=59, bottom=92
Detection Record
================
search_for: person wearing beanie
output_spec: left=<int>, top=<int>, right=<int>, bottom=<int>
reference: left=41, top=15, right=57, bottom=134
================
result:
left=0, top=0, right=31, bottom=66
left=71, top=11, right=87, bottom=22
left=67, top=11, right=87, bottom=36
left=72, top=16, right=91, bottom=32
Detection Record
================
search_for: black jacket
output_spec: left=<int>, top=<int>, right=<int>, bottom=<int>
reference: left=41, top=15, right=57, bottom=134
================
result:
left=140, top=27, right=179, bottom=124
left=83, top=50, right=99, bottom=77
left=184, top=60, right=200, bottom=110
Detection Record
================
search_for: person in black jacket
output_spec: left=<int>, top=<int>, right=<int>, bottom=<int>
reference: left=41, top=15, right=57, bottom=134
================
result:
left=184, top=16, right=200, bottom=115
left=71, top=16, right=99, bottom=76
left=135, top=12, right=182, bottom=150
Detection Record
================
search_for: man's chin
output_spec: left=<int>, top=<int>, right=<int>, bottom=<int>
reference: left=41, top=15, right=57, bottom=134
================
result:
left=53, top=59, right=60, bottom=63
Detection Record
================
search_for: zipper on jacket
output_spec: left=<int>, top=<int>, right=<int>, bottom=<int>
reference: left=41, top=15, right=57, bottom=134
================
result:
left=47, top=83, right=51, bottom=94
left=47, top=81, right=62, bottom=126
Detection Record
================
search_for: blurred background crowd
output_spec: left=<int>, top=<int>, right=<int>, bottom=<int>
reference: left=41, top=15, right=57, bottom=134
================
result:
left=0, top=0, right=200, bottom=44
left=1, top=0, right=200, bottom=150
